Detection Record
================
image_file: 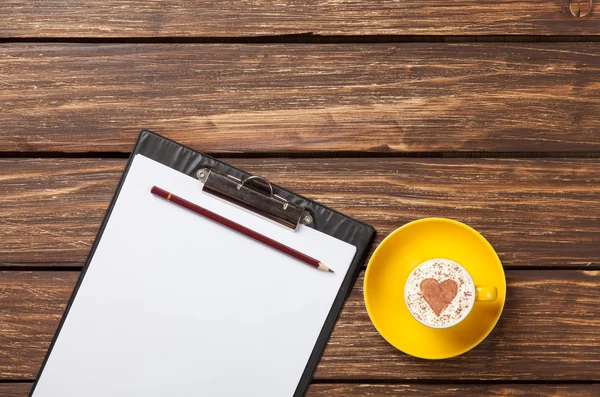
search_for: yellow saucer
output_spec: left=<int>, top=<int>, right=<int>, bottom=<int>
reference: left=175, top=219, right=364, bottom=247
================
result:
left=364, top=218, right=506, bottom=359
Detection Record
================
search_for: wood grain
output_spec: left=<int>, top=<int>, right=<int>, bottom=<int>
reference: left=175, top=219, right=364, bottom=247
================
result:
left=2, top=44, right=600, bottom=153
left=0, top=272, right=78, bottom=379
left=306, top=384, right=600, bottom=396
left=0, top=383, right=32, bottom=397
left=1, top=158, right=599, bottom=267
left=317, top=270, right=600, bottom=380
left=0, top=1, right=598, bottom=37
left=0, top=382, right=598, bottom=397
left=0, top=270, right=597, bottom=380
left=1, top=383, right=598, bottom=397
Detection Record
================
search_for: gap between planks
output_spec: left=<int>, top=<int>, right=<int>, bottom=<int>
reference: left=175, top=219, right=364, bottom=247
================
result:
left=1, top=152, right=600, bottom=160
left=2, top=35, right=600, bottom=44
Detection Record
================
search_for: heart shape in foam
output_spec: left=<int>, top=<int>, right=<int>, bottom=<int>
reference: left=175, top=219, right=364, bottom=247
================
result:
left=420, top=278, right=458, bottom=316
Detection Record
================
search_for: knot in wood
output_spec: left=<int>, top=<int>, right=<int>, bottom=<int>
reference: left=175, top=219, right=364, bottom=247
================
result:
left=569, top=0, right=593, bottom=17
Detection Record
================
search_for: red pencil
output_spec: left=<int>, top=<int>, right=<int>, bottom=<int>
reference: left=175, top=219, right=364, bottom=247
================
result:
left=151, top=186, right=334, bottom=273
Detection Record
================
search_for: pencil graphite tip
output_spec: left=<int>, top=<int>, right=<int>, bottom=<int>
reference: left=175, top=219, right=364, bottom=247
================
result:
left=318, top=262, right=334, bottom=273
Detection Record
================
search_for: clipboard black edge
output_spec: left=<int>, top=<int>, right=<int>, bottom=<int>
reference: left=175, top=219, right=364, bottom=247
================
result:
left=28, top=129, right=375, bottom=397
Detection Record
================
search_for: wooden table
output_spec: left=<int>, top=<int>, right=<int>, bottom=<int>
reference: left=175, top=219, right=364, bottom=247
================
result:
left=1, top=1, right=600, bottom=396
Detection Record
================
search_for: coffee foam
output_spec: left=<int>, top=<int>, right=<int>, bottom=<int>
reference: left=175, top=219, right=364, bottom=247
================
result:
left=404, top=258, right=475, bottom=328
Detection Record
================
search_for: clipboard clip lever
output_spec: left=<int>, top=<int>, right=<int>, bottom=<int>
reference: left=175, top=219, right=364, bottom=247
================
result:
left=196, top=168, right=313, bottom=230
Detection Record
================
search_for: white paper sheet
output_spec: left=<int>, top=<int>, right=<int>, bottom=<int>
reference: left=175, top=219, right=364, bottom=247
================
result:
left=32, top=154, right=357, bottom=397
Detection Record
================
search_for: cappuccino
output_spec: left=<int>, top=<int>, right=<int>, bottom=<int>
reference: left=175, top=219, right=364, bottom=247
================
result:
left=404, top=258, right=475, bottom=328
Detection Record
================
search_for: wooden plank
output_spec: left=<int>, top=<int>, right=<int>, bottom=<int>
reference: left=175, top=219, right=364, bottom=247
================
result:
left=0, top=270, right=597, bottom=380
left=317, top=270, right=600, bottom=380
left=0, top=159, right=125, bottom=265
left=2, top=158, right=599, bottom=267
left=1, top=382, right=598, bottom=397
left=0, top=383, right=32, bottom=397
left=2, top=383, right=599, bottom=397
left=0, top=272, right=78, bottom=379
left=0, top=1, right=598, bottom=37
left=307, top=384, right=600, bottom=396
left=2, top=44, right=600, bottom=153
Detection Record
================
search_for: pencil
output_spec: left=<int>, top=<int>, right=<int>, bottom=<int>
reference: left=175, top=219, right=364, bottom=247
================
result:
left=151, top=186, right=334, bottom=273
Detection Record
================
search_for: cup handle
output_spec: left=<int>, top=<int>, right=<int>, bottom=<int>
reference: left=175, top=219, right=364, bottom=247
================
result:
left=475, top=287, right=497, bottom=301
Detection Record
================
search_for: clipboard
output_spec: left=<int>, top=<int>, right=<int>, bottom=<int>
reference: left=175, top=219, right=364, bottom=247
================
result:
left=29, top=130, right=375, bottom=397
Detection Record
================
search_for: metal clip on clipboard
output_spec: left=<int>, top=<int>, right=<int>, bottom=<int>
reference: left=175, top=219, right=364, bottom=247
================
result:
left=196, top=168, right=313, bottom=230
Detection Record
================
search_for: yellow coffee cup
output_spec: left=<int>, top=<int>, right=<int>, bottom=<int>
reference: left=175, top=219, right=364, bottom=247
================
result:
left=364, top=218, right=506, bottom=359
left=404, top=258, right=497, bottom=329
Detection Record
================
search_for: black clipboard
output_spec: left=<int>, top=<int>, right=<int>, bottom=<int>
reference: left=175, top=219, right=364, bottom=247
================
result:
left=30, top=129, right=375, bottom=397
